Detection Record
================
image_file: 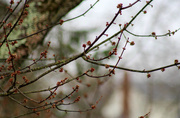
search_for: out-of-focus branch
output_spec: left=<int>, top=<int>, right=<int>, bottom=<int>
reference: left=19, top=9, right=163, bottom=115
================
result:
left=83, top=56, right=180, bottom=73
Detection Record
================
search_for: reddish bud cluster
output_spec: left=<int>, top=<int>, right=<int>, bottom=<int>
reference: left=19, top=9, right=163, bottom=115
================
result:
left=171, top=31, right=175, bottom=35
left=23, top=11, right=28, bottom=16
left=113, top=48, right=117, bottom=55
left=104, top=34, right=108, bottom=37
left=76, top=85, right=79, bottom=89
left=6, top=23, right=12, bottom=28
left=59, top=20, right=64, bottom=25
left=33, top=108, right=37, bottom=112
left=82, top=44, right=86, bottom=48
left=76, top=77, right=79, bottom=80
left=72, top=85, right=80, bottom=92
left=14, top=70, right=21, bottom=75
left=57, top=78, right=68, bottom=86
left=7, top=65, right=13, bottom=70
left=25, top=4, right=29, bottom=8
left=111, top=70, right=115, bottom=74
left=90, top=67, right=95, bottom=72
left=33, top=59, right=36, bottom=62
left=109, top=51, right=112, bottom=56
left=59, top=68, right=63, bottom=72
left=18, top=19, right=23, bottom=25
left=112, top=42, right=116, bottom=46
left=36, top=112, right=40, bottom=116
left=56, top=82, right=61, bottom=86
left=174, top=59, right=178, bottom=64
left=72, top=85, right=79, bottom=92
left=86, top=84, right=91, bottom=87
left=86, top=55, right=90, bottom=59
left=11, top=72, right=16, bottom=77
left=161, top=68, right=165, bottom=72
left=96, top=96, right=103, bottom=104
left=22, top=76, right=29, bottom=83
left=40, top=50, right=48, bottom=58
left=152, top=32, right=156, bottom=36
left=60, top=100, right=64, bottom=103
left=91, top=105, right=96, bottom=109
left=0, top=67, right=3, bottom=72
left=47, top=41, right=51, bottom=47
left=147, top=73, right=151, bottom=78
left=46, top=109, right=50, bottom=113
left=23, top=99, right=28, bottom=103
left=11, top=41, right=18, bottom=46
left=151, top=32, right=157, bottom=39
left=9, top=78, right=13, bottom=83
left=130, top=41, right=135, bottom=46
left=117, top=3, right=123, bottom=8
left=6, top=54, right=16, bottom=63
left=0, top=76, right=4, bottom=80
left=10, top=0, right=14, bottom=4
left=74, top=96, right=81, bottom=103
left=109, top=69, right=115, bottom=75
left=105, top=64, right=110, bottom=68
left=124, top=23, right=129, bottom=28
left=106, top=22, right=109, bottom=26
left=119, top=56, right=122, bottom=59
left=87, top=41, right=91, bottom=45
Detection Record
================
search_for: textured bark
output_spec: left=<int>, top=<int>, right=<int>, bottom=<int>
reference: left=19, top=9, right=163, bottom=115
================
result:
left=0, top=1, right=7, bottom=19
left=11, top=0, right=83, bottom=61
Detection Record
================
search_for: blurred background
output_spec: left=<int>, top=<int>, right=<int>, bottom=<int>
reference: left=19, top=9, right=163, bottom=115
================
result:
left=0, top=0, right=180, bottom=118
left=58, top=0, right=180, bottom=117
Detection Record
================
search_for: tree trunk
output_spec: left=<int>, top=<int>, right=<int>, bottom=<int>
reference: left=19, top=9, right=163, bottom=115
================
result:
left=0, top=0, right=83, bottom=61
